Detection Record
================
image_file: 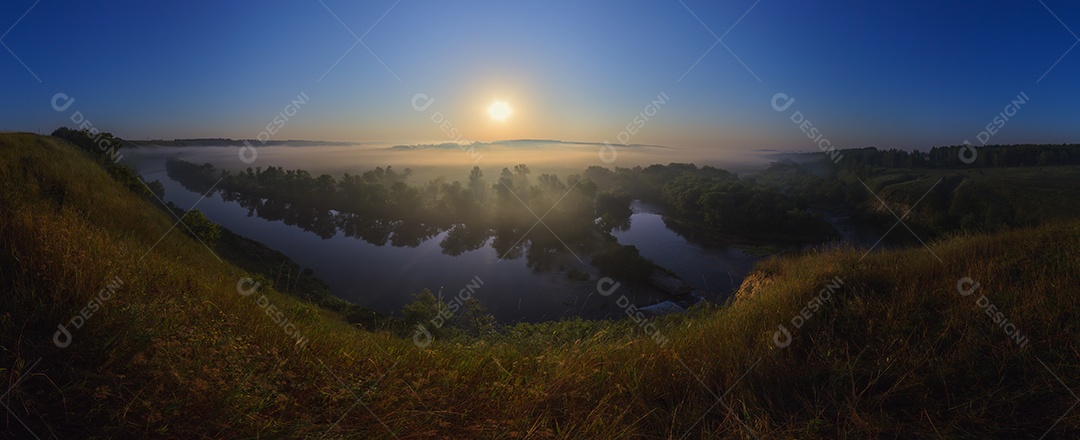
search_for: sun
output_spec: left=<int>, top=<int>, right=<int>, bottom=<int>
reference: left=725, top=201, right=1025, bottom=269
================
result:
left=487, top=101, right=512, bottom=122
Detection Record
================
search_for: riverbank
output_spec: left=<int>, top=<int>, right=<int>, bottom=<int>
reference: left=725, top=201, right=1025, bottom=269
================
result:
left=144, top=155, right=775, bottom=322
left=8, top=132, right=1080, bottom=437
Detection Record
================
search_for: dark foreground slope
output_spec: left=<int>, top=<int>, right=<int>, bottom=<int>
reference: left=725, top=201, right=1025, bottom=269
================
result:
left=1, top=132, right=1079, bottom=438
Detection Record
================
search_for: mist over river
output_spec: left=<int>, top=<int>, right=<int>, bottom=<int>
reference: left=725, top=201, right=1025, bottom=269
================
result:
left=123, top=143, right=812, bottom=322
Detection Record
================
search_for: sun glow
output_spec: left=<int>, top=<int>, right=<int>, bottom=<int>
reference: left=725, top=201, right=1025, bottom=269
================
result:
left=487, top=101, right=512, bottom=122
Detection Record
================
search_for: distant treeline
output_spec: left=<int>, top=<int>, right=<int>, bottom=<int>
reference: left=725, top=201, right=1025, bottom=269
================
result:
left=126, top=139, right=359, bottom=147
left=837, top=144, right=1080, bottom=170
left=753, top=143, right=1080, bottom=238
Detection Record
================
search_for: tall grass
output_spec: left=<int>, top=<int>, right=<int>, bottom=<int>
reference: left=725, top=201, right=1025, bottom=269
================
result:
left=1, top=132, right=1078, bottom=438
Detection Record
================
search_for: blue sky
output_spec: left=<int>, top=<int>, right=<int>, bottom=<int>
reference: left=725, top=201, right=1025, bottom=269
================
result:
left=2, top=0, right=1079, bottom=152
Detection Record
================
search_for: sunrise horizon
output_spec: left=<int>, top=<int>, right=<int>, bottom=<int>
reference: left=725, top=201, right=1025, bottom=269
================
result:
left=7, top=1, right=1080, bottom=153
left=5, top=1, right=1080, bottom=438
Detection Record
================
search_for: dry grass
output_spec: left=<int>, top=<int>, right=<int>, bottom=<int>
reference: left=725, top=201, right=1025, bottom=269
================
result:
left=1, top=132, right=1078, bottom=438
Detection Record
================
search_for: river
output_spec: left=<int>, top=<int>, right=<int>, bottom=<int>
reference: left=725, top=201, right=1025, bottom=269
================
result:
left=124, top=147, right=871, bottom=322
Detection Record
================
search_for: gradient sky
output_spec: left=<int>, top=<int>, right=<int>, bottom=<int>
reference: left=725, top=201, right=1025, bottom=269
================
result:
left=2, top=0, right=1079, bottom=152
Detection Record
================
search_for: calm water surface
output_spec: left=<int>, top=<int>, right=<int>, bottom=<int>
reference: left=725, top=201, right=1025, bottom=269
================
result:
left=126, top=148, right=776, bottom=322
left=613, top=201, right=758, bottom=303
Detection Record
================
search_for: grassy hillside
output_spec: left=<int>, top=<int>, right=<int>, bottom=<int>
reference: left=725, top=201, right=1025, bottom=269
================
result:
left=753, top=159, right=1080, bottom=238
left=2, top=132, right=1079, bottom=438
left=858, top=166, right=1080, bottom=233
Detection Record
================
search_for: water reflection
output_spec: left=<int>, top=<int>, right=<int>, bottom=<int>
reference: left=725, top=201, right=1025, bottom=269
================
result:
left=613, top=201, right=758, bottom=303
left=122, top=151, right=771, bottom=322
left=168, top=164, right=577, bottom=273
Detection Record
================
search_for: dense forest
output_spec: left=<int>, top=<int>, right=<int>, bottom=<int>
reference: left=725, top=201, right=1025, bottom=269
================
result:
left=166, top=156, right=837, bottom=267
left=751, top=144, right=1080, bottom=238
left=836, top=143, right=1080, bottom=170
left=581, top=164, right=836, bottom=241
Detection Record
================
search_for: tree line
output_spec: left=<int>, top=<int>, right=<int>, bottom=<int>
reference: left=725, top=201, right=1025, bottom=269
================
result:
left=169, top=158, right=838, bottom=248
left=751, top=143, right=1080, bottom=239
left=837, top=144, right=1080, bottom=171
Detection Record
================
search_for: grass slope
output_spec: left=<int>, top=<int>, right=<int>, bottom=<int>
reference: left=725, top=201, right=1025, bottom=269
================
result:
left=859, top=166, right=1080, bottom=234
left=2, top=132, right=1079, bottom=438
